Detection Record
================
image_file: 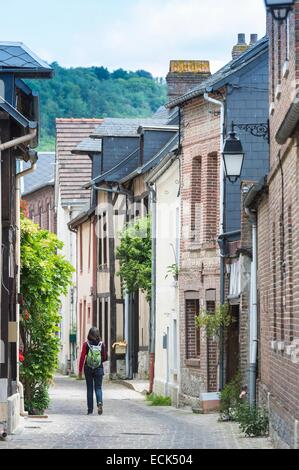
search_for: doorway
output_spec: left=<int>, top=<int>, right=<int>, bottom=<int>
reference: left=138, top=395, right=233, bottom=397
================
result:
left=226, top=305, right=240, bottom=384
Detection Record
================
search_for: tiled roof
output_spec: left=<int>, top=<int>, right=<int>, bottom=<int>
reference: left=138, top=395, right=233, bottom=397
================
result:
left=168, top=36, right=269, bottom=108
left=56, top=118, right=103, bottom=206
left=72, top=137, right=102, bottom=155
left=0, top=42, right=53, bottom=77
left=22, top=152, right=55, bottom=195
left=91, top=117, right=168, bottom=138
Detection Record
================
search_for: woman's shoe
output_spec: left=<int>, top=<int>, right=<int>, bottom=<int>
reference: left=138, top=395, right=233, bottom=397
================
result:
left=97, top=403, right=103, bottom=415
left=87, top=411, right=93, bottom=415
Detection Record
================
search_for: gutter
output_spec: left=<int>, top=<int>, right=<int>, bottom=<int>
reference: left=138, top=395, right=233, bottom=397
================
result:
left=145, top=152, right=178, bottom=185
left=276, top=92, right=299, bottom=145
left=0, top=128, right=37, bottom=152
left=243, top=177, right=268, bottom=209
left=147, top=182, right=157, bottom=394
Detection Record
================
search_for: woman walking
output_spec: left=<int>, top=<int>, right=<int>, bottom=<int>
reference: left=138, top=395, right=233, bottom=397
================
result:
left=79, top=327, right=107, bottom=415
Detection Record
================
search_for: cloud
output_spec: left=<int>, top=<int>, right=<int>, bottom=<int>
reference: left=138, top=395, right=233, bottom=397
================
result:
left=0, top=0, right=266, bottom=77
left=65, top=0, right=266, bottom=76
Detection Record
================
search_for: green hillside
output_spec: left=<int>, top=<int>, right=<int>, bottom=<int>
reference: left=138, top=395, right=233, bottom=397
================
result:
left=27, top=63, right=167, bottom=151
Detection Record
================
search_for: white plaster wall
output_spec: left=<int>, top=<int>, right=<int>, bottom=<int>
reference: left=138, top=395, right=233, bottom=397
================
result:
left=57, top=194, right=81, bottom=374
left=154, top=160, right=180, bottom=402
left=77, top=219, right=94, bottom=350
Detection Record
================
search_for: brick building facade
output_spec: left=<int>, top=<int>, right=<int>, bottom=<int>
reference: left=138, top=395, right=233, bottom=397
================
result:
left=172, top=94, right=221, bottom=407
left=242, top=3, right=299, bottom=449
left=22, top=152, right=56, bottom=233
left=168, top=36, right=269, bottom=408
left=23, top=184, right=56, bottom=232
left=262, top=3, right=299, bottom=449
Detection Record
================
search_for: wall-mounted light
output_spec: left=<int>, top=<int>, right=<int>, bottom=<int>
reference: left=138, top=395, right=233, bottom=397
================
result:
left=222, top=131, right=245, bottom=184
left=264, top=0, right=295, bottom=22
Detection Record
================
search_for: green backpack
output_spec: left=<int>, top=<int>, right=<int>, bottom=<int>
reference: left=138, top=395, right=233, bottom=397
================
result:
left=86, top=341, right=102, bottom=369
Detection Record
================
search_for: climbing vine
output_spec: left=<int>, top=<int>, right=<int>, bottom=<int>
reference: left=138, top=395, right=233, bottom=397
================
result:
left=20, top=213, right=74, bottom=414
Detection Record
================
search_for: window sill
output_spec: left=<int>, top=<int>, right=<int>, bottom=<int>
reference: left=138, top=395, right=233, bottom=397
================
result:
left=185, top=359, right=200, bottom=368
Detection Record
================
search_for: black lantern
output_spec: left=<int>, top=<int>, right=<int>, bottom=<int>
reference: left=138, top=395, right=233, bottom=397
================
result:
left=264, top=0, right=294, bottom=21
left=222, top=131, right=245, bottom=183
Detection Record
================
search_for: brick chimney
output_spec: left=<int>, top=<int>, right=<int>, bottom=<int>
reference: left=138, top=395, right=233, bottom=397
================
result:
left=232, top=34, right=249, bottom=59
left=166, top=60, right=211, bottom=103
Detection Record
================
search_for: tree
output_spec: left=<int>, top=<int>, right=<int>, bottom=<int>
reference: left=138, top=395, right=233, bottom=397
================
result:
left=116, top=216, right=152, bottom=302
left=27, top=63, right=167, bottom=150
left=20, top=214, right=74, bottom=414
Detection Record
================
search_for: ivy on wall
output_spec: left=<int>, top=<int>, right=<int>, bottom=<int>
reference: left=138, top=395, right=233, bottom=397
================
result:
left=20, top=213, right=74, bottom=415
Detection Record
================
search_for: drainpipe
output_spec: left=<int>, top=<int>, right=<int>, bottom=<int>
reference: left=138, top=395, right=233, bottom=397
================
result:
left=16, top=152, right=38, bottom=417
left=245, top=208, right=258, bottom=407
left=0, top=129, right=37, bottom=152
left=124, top=292, right=130, bottom=379
left=203, top=92, right=225, bottom=390
left=68, top=206, right=76, bottom=375
left=148, top=182, right=157, bottom=394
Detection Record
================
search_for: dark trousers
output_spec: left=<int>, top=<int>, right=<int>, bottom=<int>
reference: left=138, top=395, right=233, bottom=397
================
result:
left=84, top=366, right=103, bottom=412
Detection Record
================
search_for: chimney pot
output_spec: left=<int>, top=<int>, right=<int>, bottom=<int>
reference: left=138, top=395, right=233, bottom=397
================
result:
left=250, top=34, right=258, bottom=45
left=238, top=33, right=246, bottom=45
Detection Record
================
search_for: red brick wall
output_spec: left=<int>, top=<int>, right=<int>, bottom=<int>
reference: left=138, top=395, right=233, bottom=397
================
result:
left=23, top=185, right=56, bottom=233
left=179, top=95, right=221, bottom=404
left=257, top=7, right=299, bottom=449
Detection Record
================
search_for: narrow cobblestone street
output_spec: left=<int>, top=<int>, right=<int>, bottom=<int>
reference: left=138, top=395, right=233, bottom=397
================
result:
left=0, top=375, right=273, bottom=449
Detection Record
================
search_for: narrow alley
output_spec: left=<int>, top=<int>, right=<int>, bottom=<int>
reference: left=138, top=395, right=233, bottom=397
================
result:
left=1, top=375, right=273, bottom=450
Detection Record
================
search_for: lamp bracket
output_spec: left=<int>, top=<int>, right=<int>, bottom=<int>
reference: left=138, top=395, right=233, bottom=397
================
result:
left=231, top=121, right=269, bottom=143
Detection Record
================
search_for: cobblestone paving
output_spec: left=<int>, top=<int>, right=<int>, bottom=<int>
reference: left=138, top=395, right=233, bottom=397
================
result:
left=0, top=375, right=274, bottom=449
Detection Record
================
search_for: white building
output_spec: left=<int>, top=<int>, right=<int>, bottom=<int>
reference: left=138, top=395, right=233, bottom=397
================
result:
left=146, top=152, right=180, bottom=405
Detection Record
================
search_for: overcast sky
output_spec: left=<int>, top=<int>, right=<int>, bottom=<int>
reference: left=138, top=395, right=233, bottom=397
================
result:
left=1, top=0, right=266, bottom=77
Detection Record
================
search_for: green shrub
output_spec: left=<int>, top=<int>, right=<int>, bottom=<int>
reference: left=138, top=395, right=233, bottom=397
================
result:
left=20, top=215, right=74, bottom=415
left=219, top=372, right=242, bottom=421
left=25, top=384, right=50, bottom=416
left=236, top=403, right=269, bottom=437
left=146, top=394, right=172, bottom=406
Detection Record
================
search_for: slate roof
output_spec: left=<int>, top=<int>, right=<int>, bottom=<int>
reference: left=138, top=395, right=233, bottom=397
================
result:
left=0, top=42, right=53, bottom=78
left=22, top=152, right=55, bottom=196
left=91, top=117, right=168, bottom=138
left=168, top=36, right=269, bottom=108
left=72, top=137, right=102, bottom=155
left=90, top=148, right=140, bottom=187
left=119, top=133, right=179, bottom=184
left=56, top=118, right=103, bottom=206
left=153, top=106, right=170, bottom=120
left=0, top=96, right=37, bottom=128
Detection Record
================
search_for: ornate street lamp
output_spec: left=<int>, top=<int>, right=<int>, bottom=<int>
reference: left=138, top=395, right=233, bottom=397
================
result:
left=222, top=121, right=269, bottom=183
left=264, top=0, right=295, bottom=21
left=222, top=131, right=245, bottom=184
